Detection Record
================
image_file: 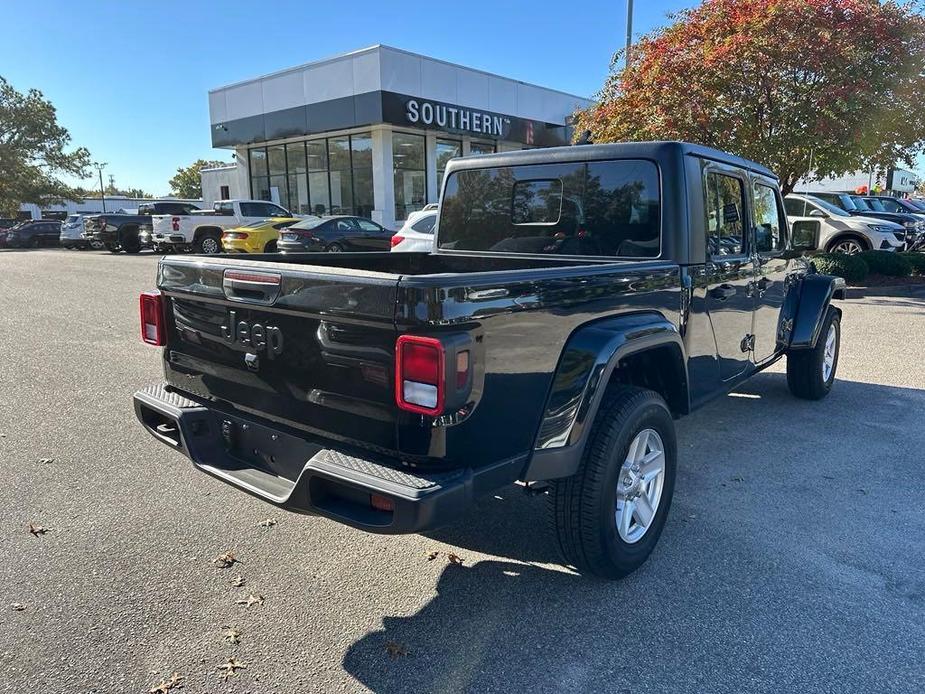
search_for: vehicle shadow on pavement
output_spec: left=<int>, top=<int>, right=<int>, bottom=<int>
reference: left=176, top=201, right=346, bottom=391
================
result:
left=344, top=373, right=925, bottom=693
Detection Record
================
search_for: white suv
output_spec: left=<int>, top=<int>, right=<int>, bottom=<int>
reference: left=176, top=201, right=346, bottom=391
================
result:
left=784, top=194, right=905, bottom=254
left=390, top=211, right=437, bottom=253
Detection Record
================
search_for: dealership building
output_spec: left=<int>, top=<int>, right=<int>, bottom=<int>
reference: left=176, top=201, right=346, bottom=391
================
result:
left=204, top=45, right=592, bottom=227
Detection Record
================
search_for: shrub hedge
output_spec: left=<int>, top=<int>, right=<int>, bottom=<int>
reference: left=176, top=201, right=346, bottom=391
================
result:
left=899, top=252, right=925, bottom=275
left=856, top=251, right=913, bottom=277
left=812, top=253, right=869, bottom=284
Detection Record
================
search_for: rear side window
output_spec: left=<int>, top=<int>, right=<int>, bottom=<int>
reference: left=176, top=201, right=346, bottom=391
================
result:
left=438, top=159, right=660, bottom=257
left=705, top=172, right=746, bottom=256
left=411, top=215, right=436, bottom=233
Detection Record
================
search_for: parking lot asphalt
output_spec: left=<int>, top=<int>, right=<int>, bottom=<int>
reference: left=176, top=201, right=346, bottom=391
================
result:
left=0, top=248, right=923, bottom=694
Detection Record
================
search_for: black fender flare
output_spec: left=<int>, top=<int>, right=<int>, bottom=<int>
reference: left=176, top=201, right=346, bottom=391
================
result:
left=522, top=313, right=688, bottom=482
left=788, top=273, right=845, bottom=351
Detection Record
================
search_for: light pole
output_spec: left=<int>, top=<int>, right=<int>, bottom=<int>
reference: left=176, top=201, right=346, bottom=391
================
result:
left=93, top=162, right=107, bottom=213
left=625, top=0, right=634, bottom=67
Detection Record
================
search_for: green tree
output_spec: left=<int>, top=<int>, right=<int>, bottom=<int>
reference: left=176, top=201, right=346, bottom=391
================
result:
left=169, top=159, right=228, bottom=199
left=576, top=0, right=925, bottom=194
left=0, top=76, right=90, bottom=215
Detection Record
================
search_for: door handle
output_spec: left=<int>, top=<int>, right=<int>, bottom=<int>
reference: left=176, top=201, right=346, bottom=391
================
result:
left=709, top=284, right=737, bottom=301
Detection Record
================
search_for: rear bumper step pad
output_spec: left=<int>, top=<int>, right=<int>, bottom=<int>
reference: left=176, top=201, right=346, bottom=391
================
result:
left=133, top=384, right=522, bottom=534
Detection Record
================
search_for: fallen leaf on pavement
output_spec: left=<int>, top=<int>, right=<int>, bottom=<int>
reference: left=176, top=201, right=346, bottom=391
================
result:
left=28, top=523, right=49, bottom=537
left=230, top=574, right=246, bottom=587
left=256, top=518, right=277, bottom=528
left=38, top=458, right=54, bottom=464
left=385, top=640, right=409, bottom=659
left=235, top=594, right=264, bottom=608
left=212, top=551, right=238, bottom=568
left=148, top=672, right=184, bottom=693
left=446, top=553, right=464, bottom=565
left=426, top=551, right=439, bottom=561
left=222, top=626, right=241, bottom=644
left=217, top=657, right=246, bottom=681
left=11, top=602, right=27, bottom=611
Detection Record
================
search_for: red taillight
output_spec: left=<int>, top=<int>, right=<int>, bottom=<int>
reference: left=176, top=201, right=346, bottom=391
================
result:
left=171, top=216, right=180, bottom=231
left=139, top=290, right=165, bottom=346
left=395, top=335, right=444, bottom=415
left=390, top=235, right=404, bottom=247
left=223, top=232, right=248, bottom=240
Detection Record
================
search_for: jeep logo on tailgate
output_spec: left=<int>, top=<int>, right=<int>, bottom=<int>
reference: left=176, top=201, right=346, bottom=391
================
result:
left=221, top=310, right=284, bottom=359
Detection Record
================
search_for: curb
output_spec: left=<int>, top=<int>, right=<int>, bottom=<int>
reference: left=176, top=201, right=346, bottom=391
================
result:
left=845, top=284, right=925, bottom=299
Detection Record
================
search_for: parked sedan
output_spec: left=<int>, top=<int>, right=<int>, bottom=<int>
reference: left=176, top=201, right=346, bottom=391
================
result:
left=4, top=220, right=62, bottom=248
left=221, top=217, right=304, bottom=254
left=277, top=216, right=393, bottom=253
left=391, top=210, right=437, bottom=252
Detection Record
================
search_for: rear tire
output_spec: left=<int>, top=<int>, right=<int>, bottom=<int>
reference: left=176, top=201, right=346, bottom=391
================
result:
left=549, top=386, right=677, bottom=579
left=787, top=306, right=840, bottom=400
left=264, top=240, right=277, bottom=253
left=195, top=233, right=221, bottom=254
left=327, top=243, right=344, bottom=252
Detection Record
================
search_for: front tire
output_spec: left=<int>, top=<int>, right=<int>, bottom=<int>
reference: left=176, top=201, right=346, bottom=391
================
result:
left=826, top=235, right=868, bottom=255
left=549, top=386, right=677, bottom=579
left=787, top=306, right=840, bottom=400
left=327, top=243, right=344, bottom=252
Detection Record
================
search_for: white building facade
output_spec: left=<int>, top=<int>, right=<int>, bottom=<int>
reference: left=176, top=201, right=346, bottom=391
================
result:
left=208, top=45, right=591, bottom=229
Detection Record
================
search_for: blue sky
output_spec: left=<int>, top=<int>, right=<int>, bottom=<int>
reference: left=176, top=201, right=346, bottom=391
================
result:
left=0, top=1, right=694, bottom=194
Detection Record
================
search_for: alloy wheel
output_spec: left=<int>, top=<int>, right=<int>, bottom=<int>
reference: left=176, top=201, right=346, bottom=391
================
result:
left=831, top=239, right=864, bottom=255
left=201, top=237, right=220, bottom=254
left=615, top=428, right=666, bottom=544
left=822, top=323, right=838, bottom=382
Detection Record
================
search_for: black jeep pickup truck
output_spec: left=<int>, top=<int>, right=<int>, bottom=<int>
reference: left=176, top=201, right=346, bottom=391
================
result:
left=134, top=142, right=844, bottom=579
left=86, top=201, right=201, bottom=254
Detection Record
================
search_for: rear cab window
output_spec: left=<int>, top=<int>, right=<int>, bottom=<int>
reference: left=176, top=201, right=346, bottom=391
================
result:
left=437, top=159, right=660, bottom=258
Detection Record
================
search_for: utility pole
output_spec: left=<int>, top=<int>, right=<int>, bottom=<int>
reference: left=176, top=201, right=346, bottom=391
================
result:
left=93, top=162, right=107, bottom=213
left=625, top=0, right=634, bottom=67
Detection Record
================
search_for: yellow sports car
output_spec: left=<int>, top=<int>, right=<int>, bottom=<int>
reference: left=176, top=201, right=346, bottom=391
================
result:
left=221, top=217, right=301, bottom=253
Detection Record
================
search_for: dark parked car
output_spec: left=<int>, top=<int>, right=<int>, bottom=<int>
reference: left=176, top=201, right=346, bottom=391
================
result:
left=3, top=220, right=62, bottom=248
left=134, top=142, right=845, bottom=580
left=85, top=201, right=202, bottom=254
left=277, top=216, right=393, bottom=253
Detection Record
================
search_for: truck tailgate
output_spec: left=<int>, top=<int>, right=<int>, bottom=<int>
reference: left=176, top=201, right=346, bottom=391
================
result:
left=157, top=256, right=401, bottom=454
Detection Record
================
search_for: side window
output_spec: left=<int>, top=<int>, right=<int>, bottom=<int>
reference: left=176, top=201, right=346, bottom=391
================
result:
left=239, top=202, right=259, bottom=217
left=411, top=215, right=436, bottom=233
left=705, top=172, right=746, bottom=256
left=357, top=219, right=382, bottom=232
left=335, top=219, right=356, bottom=231
left=784, top=197, right=806, bottom=217
left=215, top=202, right=234, bottom=216
left=753, top=183, right=785, bottom=253
left=263, top=203, right=288, bottom=217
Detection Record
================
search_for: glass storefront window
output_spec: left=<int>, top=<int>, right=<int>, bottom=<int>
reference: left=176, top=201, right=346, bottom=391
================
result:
left=267, top=145, right=287, bottom=176
left=470, top=141, right=496, bottom=155
left=269, top=175, right=288, bottom=210
left=250, top=148, right=268, bottom=177
left=393, top=132, right=426, bottom=221
left=307, top=140, right=329, bottom=215
left=351, top=134, right=374, bottom=219
left=285, top=142, right=307, bottom=213
left=329, top=136, right=352, bottom=215
left=436, top=138, right=461, bottom=189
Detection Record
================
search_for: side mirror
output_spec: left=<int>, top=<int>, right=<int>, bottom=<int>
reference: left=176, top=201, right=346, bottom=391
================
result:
left=809, top=208, right=826, bottom=218
left=790, top=220, right=819, bottom=252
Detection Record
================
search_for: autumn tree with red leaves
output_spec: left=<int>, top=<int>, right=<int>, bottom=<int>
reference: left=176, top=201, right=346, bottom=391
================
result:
left=576, top=0, right=925, bottom=194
